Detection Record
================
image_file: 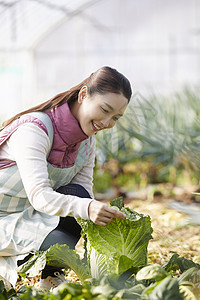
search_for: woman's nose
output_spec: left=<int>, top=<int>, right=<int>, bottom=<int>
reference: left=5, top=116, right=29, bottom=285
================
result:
left=101, top=117, right=114, bottom=128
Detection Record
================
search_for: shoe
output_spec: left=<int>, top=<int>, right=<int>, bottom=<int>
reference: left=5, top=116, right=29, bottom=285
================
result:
left=39, top=271, right=67, bottom=290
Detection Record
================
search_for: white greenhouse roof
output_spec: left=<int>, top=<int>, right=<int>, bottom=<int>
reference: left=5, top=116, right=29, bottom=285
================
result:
left=0, top=0, right=100, bottom=50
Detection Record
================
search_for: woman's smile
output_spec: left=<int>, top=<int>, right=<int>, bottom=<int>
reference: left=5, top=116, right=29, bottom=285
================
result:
left=92, top=121, right=102, bottom=132
left=70, top=88, right=128, bottom=137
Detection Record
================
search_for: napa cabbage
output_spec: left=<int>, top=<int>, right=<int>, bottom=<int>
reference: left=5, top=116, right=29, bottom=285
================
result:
left=78, top=197, right=153, bottom=279
left=17, top=197, right=153, bottom=283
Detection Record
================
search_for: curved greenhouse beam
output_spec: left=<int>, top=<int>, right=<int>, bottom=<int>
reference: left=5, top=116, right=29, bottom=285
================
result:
left=30, top=0, right=103, bottom=50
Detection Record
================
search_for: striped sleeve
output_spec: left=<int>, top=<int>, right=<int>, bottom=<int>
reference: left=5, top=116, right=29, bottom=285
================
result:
left=8, top=123, right=93, bottom=219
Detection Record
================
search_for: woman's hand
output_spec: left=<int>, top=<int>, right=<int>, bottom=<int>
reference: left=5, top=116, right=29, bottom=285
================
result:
left=88, top=200, right=126, bottom=226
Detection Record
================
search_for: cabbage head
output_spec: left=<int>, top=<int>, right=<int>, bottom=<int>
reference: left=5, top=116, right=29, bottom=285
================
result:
left=78, top=197, right=153, bottom=279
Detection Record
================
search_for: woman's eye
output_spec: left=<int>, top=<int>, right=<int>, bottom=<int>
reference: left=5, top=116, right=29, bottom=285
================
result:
left=100, top=107, right=119, bottom=121
left=101, top=107, right=109, bottom=113
left=113, top=116, right=119, bottom=121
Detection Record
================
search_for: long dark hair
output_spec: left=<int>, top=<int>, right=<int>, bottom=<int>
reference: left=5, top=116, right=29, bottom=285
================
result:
left=3, top=66, right=132, bottom=127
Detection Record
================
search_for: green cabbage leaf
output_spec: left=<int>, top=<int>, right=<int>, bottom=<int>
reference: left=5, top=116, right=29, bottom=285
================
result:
left=78, top=197, right=153, bottom=279
left=17, top=244, right=91, bottom=284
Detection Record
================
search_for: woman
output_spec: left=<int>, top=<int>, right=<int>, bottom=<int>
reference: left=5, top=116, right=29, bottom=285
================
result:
left=0, top=66, right=132, bottom=289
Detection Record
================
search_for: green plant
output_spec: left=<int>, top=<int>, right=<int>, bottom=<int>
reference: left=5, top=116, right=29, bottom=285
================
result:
left=93, top=167, right=112, bottom=193
left=16, top=198, right=200, bottom=299
left=80, top=197, right=153, bottom=280
left=18, top=197, right=153, bottom=283
left=95, top=88, right=200, bottom=186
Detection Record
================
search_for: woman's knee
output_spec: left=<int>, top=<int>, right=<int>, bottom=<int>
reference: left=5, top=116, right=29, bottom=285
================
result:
left=56, top=183, right=91, bottom=199
left=39, top=228, right=78, bottom=251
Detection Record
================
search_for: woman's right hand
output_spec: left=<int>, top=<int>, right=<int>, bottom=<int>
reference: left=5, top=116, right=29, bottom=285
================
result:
left=88, top=200, right=126, bottom=226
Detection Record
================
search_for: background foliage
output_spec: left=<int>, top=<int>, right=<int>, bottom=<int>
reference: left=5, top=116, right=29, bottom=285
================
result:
left=94, top=88, right=200, bottom=193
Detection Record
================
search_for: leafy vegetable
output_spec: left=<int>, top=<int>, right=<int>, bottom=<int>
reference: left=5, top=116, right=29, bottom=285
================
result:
left=110, top=196, right=124, bottom=209
left=17, top=198, right=153, bottom=283
left=136, top=264, right=169, bottom=282
left=178, top=267, right=200, bottom=285
left=17, top=251, right=47, bottom=278
left=0, top=280, right=16, bottom=299
left=17, top=244, right=91, bottom=284
left=178, top=267, right=200, bottom=300
left=16, top=197, right=200, bottom=300
left=80, top=197, right=153, bottom=279
left=163, top=253, right=200, bottom=273
left=179, top=283, right=200, bottom=300
left=53, top=281, right=90, bottom=299
left=16, top=253, right=200, bottom=299
left=147, top=277, right=183, bottom=300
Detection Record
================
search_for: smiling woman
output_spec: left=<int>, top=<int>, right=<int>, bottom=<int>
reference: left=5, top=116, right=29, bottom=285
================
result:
left=0, top=66, right=132, bottom=289
left=69, top=88, right=128, bottom=136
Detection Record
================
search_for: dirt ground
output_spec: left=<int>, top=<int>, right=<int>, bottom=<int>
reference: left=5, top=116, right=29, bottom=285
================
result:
left=126, top=196, right=200, bottom=265
left=16, top=185, right=200, bottom=289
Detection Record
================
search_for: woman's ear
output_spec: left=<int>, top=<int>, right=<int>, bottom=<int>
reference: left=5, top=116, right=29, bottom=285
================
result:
left=78, top=86, right=88, bottom=103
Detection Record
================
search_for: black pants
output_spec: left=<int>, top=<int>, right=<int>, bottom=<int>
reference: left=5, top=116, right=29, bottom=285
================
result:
left=40, top=183, right=91, bottom=251
left=18, top=183, right=91, bottom=277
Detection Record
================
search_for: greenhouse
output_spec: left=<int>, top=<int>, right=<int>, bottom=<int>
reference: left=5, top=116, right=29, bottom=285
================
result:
left=0, top=0, right=200, bottom=299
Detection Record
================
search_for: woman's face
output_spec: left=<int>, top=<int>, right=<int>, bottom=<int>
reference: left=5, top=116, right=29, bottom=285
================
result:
left=75, top=87, right=128, bottom=136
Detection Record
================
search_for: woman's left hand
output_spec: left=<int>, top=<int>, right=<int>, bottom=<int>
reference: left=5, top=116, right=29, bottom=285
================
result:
left=88, top=199, right=126, bottom=226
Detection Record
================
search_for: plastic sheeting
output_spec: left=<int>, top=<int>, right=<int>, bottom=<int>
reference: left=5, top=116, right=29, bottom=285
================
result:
left=0, top=0, right=99, bottom=50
